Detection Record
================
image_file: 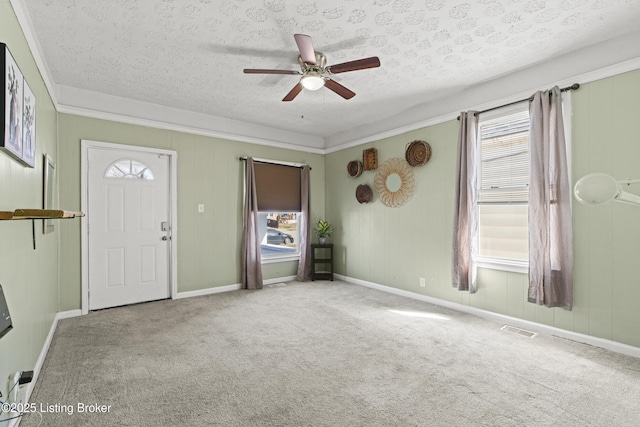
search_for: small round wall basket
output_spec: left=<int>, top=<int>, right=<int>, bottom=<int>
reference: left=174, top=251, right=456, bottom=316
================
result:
left=374, top=158, right=415, bottom=208
left=347, top=160, right=363, bottom=177
left=405, top=140, right=431, bottom=167
left=356, top=184, right=373, bottom=204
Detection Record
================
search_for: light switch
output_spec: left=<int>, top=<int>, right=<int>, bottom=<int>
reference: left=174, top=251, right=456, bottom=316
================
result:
left=198, top=204, right=205, bottom=213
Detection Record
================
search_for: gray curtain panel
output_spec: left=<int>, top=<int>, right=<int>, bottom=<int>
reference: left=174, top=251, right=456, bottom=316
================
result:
left=528, top=87, right=573, bottom=310
left=241, top=157, right=263, bottom=290
left=296, top=165, right=312, bottom=281
left=452, top=111, right=479, bottom=293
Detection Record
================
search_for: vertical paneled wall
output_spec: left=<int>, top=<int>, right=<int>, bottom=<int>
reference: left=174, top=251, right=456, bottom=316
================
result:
left=326, top=122, right=460, bottom=299
left=0, top=0, right=60, bottom=403
left=325, top=68, right=640, bottom=349
left=572, top=69, right=640, bottom=346
left=57, top=114, right=325, bottom=311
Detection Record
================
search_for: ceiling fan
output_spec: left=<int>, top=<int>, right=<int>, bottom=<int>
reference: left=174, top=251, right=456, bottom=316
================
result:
left=243, top=34, right=381, bottom=102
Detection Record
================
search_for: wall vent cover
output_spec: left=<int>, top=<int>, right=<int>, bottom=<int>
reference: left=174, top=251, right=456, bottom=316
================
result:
left=501, top=325, right=537, bottom=338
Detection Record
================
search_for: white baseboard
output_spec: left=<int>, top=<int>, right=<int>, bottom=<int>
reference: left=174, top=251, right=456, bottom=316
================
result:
left=174, top=276, right=298, bottom=300
left=174, top=283, right=241, bottom=299
left=10, top=309, right=82, bottom=426
left=336, top=274, right=640, bottom=359
left=21, top=277, right=293, bottom=423
left=56, top=309, right=82, bottom=320
left=263, top=275, right=297, bottom=285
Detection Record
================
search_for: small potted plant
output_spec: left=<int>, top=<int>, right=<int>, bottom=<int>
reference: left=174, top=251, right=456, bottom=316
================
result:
left=314, top=219, right=334, bottom=245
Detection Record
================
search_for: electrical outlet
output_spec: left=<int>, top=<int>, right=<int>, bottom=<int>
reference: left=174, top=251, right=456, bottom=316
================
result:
left=419, top=277, right=426, bottom=287
left=197, top=204, right=205, bottom=213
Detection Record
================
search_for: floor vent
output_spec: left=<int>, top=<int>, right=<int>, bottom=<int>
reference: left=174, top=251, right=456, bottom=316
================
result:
left=501, top=325, right=537, bottom=338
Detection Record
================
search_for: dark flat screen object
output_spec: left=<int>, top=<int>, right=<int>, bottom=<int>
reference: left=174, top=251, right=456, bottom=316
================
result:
left=0, top=285, right=12, bottom=339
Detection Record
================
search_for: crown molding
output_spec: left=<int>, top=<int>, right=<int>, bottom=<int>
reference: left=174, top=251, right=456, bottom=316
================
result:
left=326, top=56, right=640, bottom=154
left=60, top=51, right=640, bottom=157
left=55, top=88, right=326, bottom=155
left=325, top=32, right=640, bottom=153
left=11, top=0, right=325, bottom=154
left=10, top=0, right=58, bottom=105
left=12, top=0, right=640, bottom=156
left=56, top=101, right=325, bottom=154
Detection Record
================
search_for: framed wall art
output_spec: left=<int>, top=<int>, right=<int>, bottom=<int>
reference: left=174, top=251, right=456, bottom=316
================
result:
left=1, top=42, right=35, bottom=168
left=22, top=78, right=36, bottom=167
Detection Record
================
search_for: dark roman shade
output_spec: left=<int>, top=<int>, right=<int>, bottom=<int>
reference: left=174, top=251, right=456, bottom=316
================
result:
left=254, top=162, right=302, bottom=212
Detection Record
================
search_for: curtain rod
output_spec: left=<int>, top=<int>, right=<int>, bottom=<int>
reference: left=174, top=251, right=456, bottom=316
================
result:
left=239, top=156, right=311, bottom=170
left=456, top=83, right=580, bottom=121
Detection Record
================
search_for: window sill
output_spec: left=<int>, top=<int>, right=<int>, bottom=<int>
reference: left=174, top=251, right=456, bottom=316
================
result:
left=477, top=257, right=528, bottom=274
left=261, top=255, right=301, bottom=264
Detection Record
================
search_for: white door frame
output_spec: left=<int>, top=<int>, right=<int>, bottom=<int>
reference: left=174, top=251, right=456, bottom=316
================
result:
left=80, top=139, right=178, bottom=315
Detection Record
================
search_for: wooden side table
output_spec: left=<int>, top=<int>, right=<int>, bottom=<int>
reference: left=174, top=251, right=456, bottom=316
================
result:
left=311, top=243, right=333, bottom=281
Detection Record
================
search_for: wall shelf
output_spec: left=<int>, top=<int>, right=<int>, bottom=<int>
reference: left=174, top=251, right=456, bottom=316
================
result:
left=0, top=209, right=84, bottom=249
left=0, top=209, right=84, bottom=220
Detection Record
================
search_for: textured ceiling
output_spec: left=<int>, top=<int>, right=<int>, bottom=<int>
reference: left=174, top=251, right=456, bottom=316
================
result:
left=19, top=0, right=640, bottom=148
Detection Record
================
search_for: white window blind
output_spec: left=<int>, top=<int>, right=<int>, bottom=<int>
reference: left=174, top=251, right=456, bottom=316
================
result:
left=479, top=112, right=529, bottom=204
left=478, top=110, right=530, bottom=264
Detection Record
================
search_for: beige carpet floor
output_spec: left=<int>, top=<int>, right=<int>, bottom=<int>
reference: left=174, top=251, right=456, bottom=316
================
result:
left=19, top=280, right=640, bottom=426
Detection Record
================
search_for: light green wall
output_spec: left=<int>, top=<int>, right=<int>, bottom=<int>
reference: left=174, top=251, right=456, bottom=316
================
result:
left=0, top=0, right=60, bottom=406
left=2, top=1, right=639, bottom=399
left=571, top=69, right=640, bottom=346
left=57, top=114, right=325, bottom=311
left=326, top=68, right=640, bottom=349
left=326, top=121, right=459, bottom=295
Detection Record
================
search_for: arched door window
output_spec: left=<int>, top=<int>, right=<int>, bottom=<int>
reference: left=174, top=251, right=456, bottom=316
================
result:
left=105, top=159, right=154, bottom=180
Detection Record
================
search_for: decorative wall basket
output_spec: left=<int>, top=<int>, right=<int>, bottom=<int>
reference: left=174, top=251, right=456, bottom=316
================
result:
left=347, top=160, right=363, bottom=177
left=363, top=148, right=378, bottom=171
left=356, top=184, right=373, bottom=204
left=374, top=158, right=415, bottom=208
left=405, top=140, right=431, bottom=167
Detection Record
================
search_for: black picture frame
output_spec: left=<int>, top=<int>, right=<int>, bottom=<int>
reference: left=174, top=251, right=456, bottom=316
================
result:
left=1, top=42, right=36, bottom=168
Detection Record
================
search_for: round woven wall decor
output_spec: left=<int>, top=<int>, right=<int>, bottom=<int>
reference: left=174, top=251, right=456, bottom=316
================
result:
left=405, top=140, right=431, bottom=167
left=356, top=184, right=373, bottom=204
left=374, top=158, right=415, bottom=208
left=347, top=160, right=363, bottom=177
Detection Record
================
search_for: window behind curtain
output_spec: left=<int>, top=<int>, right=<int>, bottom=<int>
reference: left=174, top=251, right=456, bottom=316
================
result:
left=478, top=109, right=529, bottom=264
left=253, top=162, right=302, bottom=260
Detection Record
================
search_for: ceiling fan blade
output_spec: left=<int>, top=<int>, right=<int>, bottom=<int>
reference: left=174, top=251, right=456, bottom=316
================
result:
left=328, top=56, right=381, bottom=74
left=244, top=69, right=300, bottom=75
left=294, top=34, right=316, bottom=65
left=283, top=83, right=304, bottom=102
left=324, top=79, right=356, bottom=100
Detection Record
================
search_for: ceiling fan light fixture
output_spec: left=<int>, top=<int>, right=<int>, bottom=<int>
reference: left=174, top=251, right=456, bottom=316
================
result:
left=300, top=72, right=325, bottom=91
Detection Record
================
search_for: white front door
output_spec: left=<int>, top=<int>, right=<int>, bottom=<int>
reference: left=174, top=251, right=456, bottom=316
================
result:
left=87, top=147, right=171, bottom=310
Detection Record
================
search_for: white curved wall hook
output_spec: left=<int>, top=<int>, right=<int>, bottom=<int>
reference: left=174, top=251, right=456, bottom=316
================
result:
left=574, top=173, right=640, bottom=206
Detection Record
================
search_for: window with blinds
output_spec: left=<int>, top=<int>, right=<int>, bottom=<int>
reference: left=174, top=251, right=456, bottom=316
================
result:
left=478, top=110, right=529, bottom=263
left=479, top=112, right=529, bottom=204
